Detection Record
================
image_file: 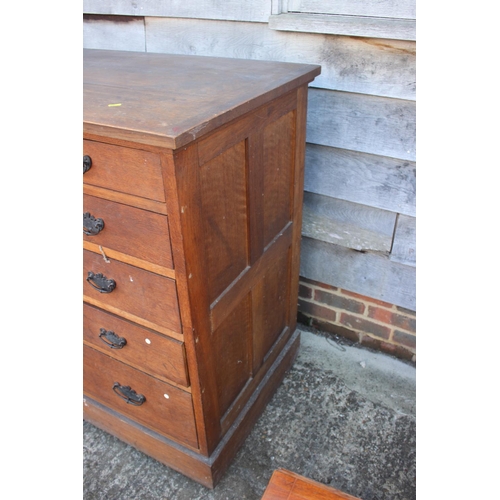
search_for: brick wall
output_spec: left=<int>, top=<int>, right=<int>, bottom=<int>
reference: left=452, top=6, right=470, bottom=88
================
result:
left=297, top=277, right=416, bottom=363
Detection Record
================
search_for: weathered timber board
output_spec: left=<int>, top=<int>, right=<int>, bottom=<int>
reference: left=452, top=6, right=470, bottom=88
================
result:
left=83, top=0, right=271, bottom=23
left=307, top=89, right=416, bottom=161
left=390, top=214, right=416, bottom=267
left=269, top=13, right=416, bottom=41
left=300, top=236, right=416, bottom=311
left=302, top=192, right=396, bottom=252
left=304, top=144, right=416, bottom=217
left=288, top=0, right=416, bottom=19
left=83, top=15, right=146, bottom=52
left=142, top=17, right=415, bottom=100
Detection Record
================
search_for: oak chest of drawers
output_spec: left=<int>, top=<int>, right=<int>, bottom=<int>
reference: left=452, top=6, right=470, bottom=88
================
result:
left=83, top=48, right=320, bottom=488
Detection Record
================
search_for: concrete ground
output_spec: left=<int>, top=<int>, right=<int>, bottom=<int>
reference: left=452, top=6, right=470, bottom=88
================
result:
left=83, top=327, right=416, bottom=500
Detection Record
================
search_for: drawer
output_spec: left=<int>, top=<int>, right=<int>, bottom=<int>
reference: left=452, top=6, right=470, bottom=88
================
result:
left=84, top=345, right=198, bottom=449
left=83, top=194, right=173, bottom=269
left=83, top=250, right=181, bottom=335
left=83, top=140, right=166, bottom=202
left=84, top=304, right=189, bottom=387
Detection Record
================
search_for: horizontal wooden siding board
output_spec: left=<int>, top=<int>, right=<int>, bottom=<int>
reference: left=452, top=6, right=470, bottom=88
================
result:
left=307, top=89, right=416, bottom=161
left=144, top=17, right=415, bottom=100
left=300, top=236, right=416, bottom=311
left=269, top=13, right=416, bottom=41
left=302, top=192, right=396, bottom=252
left=83, top=15, right=145, bottom=51
left=288, top=0, right=416, bottom=20
left=304, top=144, right=416, bottom=217
left=390, top=214, right=416, bottom=267
left=83, top=0, right=271, bottom=23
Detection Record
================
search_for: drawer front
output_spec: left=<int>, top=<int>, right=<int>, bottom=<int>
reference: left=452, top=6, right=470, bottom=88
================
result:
left=84, top=345, right=198, bottom=449
left=83, top=194, right=173, bottom=269
left=83, top=250, right=181, bottom=335
left=83, top=140, right=166, bottom=202
left=84, top=304, right=189, bottom=387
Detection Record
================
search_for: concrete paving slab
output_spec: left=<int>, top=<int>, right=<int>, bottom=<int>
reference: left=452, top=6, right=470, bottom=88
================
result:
left=83, top=328, right=416, bottom=500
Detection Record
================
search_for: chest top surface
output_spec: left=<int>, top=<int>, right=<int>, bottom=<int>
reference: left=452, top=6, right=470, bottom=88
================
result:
left=83, top=49, right=321, bottom=149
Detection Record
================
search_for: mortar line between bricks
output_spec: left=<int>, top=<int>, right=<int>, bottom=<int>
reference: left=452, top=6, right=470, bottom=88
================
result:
left=299, top=296, right=416, bottom=336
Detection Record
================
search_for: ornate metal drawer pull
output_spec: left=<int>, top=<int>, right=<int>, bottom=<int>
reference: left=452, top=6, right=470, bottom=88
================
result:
left=112, top=383, right=145, bottom=406
left=86, top=271, right=116, bottom=293
left=83, top=155, right=92, bottom=174
left=83, top=212, right=105, bottom=235
left=99, top=328, right=127, bottom=349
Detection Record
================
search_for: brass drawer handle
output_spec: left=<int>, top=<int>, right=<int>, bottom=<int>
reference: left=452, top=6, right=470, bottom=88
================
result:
left=99, top=328, right=127, bottom=349
left=86, top=271, right=116, bottom=293
left=112, top=383, right=145, bottom=406
left=83, top=212, right=105, bottom=236
left=83, top=155, right=92, bottom=174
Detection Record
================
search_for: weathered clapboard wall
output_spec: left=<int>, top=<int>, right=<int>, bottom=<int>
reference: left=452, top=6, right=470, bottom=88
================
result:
left=83, top=0, right=416, bottom=311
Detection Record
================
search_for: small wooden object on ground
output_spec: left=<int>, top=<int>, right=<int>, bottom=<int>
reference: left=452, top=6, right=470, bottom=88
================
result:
left=261, top=469, right=361, bottom=500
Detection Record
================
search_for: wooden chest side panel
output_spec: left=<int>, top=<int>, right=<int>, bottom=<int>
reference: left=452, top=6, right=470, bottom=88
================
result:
left=212, top=291, right=253, bottom=417
left=174, top=88, right=306, bottom=450
left=199, top=141, right=249, bottom=303
left=262, top=111, right=295, bottom=248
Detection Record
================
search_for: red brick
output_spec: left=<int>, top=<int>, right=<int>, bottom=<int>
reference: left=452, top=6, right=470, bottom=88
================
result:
left=393, top=330, right=416, bottom=349
left=368, top=306, right=416, bottom=333
left=314, top=289, right=365, bottom=314
left=298, top=299, right=336, bottom=323
left=298, top=283, right=313, bottom=299
left=360, top=335, right=415, bottom=362
left=297, top=316, right=361, bottom=343
left=340, top=313, right=391, bottom=340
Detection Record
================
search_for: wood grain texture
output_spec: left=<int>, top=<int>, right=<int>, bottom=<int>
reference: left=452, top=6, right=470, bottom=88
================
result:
left=84, top=345, right=198, bottom=449
left=83, top=242, right=176, bottom=279
left=83, top=0, right=270, bottom=22
left=82, top=49, right=320, bottom=485
left=302, top=191, right=396, bottom=253
left=199, top=141, right=249, bottom=302
left=84, top=49, right=320, bottom=149
left=304, top=144, right=416, bottom=217
left=83, top=140, right=165, bottom=202
left=300, top=236, right=416, bottom=311
left=390, top=214, right=416, bottom=267
left=83, top=183, right=168, bottom=215
left=83, top=304, right=189, bottom=387
left=262, top=468, right=361, bottom=500
left=83, top=249, right=181, bottom=334
left=83, top=194, right=173, bottom=268
left=212, top=293, right=253, bottom=417
left=262, top=111, right=295, bottom=247
left=288, top=0, right=416, bottom=19
left=307, top=89, right=416, bottom=162
left=269, top=13, right=416, bottom=41
left=142, top=17, right=415, bottom=100
left=172, top=143, right=222, bottom=456
left=83, top=328, right=301, bottom=489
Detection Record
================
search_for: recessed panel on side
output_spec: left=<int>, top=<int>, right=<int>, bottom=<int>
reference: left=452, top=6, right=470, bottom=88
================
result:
left=262, top=111, right=295, bottom=248
left=199, top=140, right=249, bottom=303
left=252, top=248, right=292, bottom=370
left=212, top=291, right=253, bottom=418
